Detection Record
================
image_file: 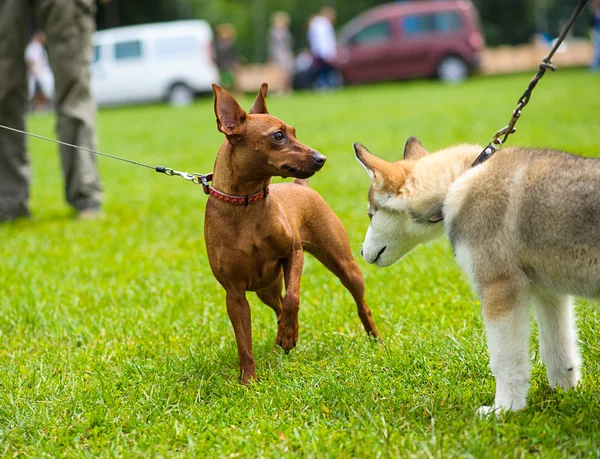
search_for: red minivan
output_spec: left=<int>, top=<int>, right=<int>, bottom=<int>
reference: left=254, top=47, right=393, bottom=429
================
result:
left=336, top=0, right=484, bottom=84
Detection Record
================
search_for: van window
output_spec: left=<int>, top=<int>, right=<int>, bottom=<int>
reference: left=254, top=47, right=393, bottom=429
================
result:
left=155, top=36, right=200, bottom=57
left=434, top=11, right=462, bottom=32
left=351, top=20, right=391, bottom=45
left=114, top=40, right=142, bottom=60
left=402, top=11, right=462, bottom=37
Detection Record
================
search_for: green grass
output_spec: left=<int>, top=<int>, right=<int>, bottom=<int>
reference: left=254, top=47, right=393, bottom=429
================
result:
left=1, top=69, right=599, bottom=457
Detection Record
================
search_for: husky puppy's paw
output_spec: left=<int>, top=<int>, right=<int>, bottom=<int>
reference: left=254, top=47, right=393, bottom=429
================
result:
left=477, top=405, right=500, bottom=418
left=477, top=400, right=525, bottom=417
left=548, top=365, right=581, bottom=391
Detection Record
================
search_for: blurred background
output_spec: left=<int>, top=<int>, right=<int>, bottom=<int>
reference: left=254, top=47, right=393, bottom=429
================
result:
left=27, top=0, right=598, bottom=110
left=95, top=0, right=591, bottom=59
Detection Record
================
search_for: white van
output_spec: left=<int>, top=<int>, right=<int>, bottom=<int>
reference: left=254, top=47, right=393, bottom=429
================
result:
left=92, top=20, right=219, bottom=106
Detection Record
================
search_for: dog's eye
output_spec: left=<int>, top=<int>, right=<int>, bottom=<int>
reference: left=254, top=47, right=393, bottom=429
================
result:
left=367, top=212, right=373, bottom=220
left=271, top=131, right=285, bottom=142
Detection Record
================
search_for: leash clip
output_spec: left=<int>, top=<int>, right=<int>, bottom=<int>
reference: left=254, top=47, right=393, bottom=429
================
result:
left=170, top=168, right=195, bottom=181
left=156, top=166, right=213, bottom=193
left=157, top=166, right=196, bottom=181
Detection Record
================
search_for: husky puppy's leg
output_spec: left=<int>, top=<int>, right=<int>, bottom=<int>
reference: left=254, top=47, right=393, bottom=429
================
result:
left=478, top=278, right=531, bottom=415
left=532, top=292, right=581, bottom=390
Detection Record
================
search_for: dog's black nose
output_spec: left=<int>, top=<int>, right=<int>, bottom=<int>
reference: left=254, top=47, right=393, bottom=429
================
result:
left=312, top=152, right=326, bottom=167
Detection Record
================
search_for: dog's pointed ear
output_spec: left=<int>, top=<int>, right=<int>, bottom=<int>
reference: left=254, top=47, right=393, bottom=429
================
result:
left=354, top=142, right=405, bottom=191
left=354, top=142, right=384, bottom=181
left=249, top=82, right=269, bottom=115
left=403, top=136, right=429, bottom=160
left=213, top=83, right=247, bottom=136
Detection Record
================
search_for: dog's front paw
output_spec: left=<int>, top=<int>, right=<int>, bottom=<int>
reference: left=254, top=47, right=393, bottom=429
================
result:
left=276, top=323, right=298, bottom=354
left=240, top=369, right=258, bottom=385
left=476, top=405, right=499, bottom=417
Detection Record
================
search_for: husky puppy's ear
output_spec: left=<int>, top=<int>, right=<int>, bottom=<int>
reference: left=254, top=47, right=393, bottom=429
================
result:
left=354, top=142, right=405, bottom=193
left=403, top=136, right=429, bottom=160
left=213, top=83, right=247, bottom=136
left=249, top=82, right=269, bottom=115
left=354, top=142, right=386, bottom=181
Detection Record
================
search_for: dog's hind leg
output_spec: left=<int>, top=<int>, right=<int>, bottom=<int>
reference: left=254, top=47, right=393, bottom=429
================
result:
left=317, top=251, right=380, bottom=339
left=478, top=276, right=530, bottom=415
left=256, top=272, right=284, bottom=319
left=532, top=292, right=581, bottom=390
left=226, top=290, right=256, bottom=383
left=303, top=230, right=380, bottom=339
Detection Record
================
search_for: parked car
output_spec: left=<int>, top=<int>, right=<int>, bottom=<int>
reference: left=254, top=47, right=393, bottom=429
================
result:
left=335, top=0, right=484, bottom=85
left=92, top=20, right=219, bottom=106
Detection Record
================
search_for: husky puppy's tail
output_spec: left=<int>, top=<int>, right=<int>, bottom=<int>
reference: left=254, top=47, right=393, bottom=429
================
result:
left=293, top=178, right=309, bottom=186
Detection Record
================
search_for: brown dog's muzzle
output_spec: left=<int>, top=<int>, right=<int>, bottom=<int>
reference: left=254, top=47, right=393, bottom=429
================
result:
left=280, top=149, right=327, bottom=179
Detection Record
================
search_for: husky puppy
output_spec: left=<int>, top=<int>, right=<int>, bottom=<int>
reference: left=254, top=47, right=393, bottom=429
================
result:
left=354, top=137, right=600, bottom=414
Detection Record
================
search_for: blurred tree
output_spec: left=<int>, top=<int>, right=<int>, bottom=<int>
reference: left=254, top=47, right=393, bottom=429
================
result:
left=97, top=0, right=179, bottom=29
left=477, top=0, right=536, bottom=46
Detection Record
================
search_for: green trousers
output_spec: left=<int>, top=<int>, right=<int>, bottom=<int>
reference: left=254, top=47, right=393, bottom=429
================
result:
left=0, top=0, right=102, bottom=215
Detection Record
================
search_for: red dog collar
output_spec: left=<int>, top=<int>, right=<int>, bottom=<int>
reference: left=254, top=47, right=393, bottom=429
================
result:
left=200, top=173, right=269, bottom=206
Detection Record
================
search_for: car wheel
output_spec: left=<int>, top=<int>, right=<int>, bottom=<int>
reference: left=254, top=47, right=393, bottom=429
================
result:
left=168, top=83, right=194, bottom=107
left=436, top=56, right=469, bottom=83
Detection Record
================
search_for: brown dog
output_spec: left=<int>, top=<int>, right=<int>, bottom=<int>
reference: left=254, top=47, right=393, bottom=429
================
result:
left=204, top=83, right=380, bottom=383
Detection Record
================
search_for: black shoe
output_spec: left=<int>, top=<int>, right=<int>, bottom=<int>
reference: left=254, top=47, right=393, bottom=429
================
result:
left=0, top=206, right=30, bottom=222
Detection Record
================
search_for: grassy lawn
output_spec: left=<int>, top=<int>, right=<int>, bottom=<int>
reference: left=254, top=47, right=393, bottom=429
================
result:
left=1, top=69, right=599, bottom=457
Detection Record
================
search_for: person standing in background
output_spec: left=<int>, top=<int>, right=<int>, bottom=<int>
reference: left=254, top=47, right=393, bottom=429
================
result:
left=268, top=11, right=295, bottom=94
left=307, top=7, right=339, bottom=89
left=592, top=0, right=600, bottom=72
left=25, top=30, right=54, bottom=111
left=215, top=23, right=239, bottom=93
left=0, top=0, right=106, bottom=222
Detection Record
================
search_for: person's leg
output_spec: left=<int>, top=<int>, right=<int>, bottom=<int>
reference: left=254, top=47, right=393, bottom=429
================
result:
left=324, top=62, right=342, bottom=88
left=313, top=57, right=327, bottom=89
left=0, top=0, right=31, bottom=220
left=220, top=70, right=234, bottom=92
left=592, top=29, right=600, bottom=72
left=37, top=0, right=102, bottom=213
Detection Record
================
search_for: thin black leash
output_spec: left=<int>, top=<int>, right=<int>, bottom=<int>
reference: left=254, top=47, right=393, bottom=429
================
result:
left=0, top=122, right=205, bottom=183
left=472, top=0, right=590, bottom=167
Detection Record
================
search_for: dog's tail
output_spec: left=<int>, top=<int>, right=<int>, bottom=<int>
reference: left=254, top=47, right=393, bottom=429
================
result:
left=293, top=178, right=309, bottom=187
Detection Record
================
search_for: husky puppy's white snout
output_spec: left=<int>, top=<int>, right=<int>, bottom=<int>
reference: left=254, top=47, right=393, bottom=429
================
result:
left=355, top=136, right=600, bottom=415
left=354, top=139, right=446, bottom=266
